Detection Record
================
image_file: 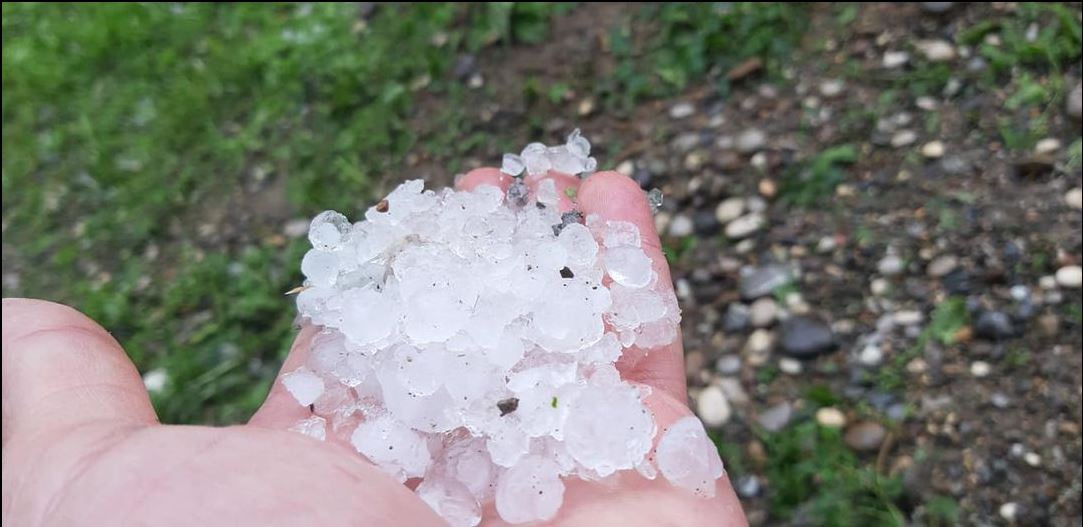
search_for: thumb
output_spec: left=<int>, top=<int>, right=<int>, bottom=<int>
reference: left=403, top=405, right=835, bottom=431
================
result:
left=2, top=298, right=158, bottom=445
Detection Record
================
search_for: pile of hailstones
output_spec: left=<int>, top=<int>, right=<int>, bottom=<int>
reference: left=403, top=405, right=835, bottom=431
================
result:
left=284, top=131, right=724, bottom=526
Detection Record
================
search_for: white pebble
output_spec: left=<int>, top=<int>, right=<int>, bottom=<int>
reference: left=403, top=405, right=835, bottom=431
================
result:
left=1055, top=266, right=1082, bottom=288
left=778, top=357, right=803, bottom=375
left=815, top=407, right=846, bottom=428
left=696, top=385, right=732, bottom=428
left=725, top=213, right=765, bottom=239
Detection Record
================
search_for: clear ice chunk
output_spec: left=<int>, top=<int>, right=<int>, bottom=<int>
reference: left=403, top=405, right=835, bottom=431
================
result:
left=309, top=210, right=351, bottom=251
left=281, top=367, right=325, bottom=407
left=289, top=415, right=328, bottom=441
left=417, top=476, right=482, bottom=527
left=604, top=246, right=653, bottom=288
left=495, top=455, right=565, bottom=524
left=501, top=153, right=526, bottom=177
left=656, top=416, right=725, bottom=498
left=287, top=132, right=690, bottom=526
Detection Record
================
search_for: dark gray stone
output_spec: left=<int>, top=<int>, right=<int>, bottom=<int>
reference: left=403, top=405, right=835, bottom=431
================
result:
left=975, top=310, right=1016, bottom=341
left=779, top=315, right=836, bottom=357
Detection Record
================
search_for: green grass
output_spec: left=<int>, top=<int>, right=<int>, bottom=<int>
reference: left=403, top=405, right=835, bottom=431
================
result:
left=877, top=297, right=970, bottom=392
left=602, top=2, right=808, bottom=111
left=2, top=2, right=569, bottom=424
left=3, top=2, right=811, bottom=425
left=750, top=421, right=905, bottom=526
left=780, top=144, right=858, bottom=207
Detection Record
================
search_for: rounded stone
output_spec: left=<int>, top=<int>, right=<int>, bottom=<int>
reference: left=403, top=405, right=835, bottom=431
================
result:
left=695, top=385, right=733, bottom=428
left=748, top=297, right=779, bottom=328
left=815, top=407, right=847, bottom=428
left=1055, top=265, right=1082, bottom=288
left=844, top=422, right=886, bottom=451
left=779, top=316, right=835, bottom=357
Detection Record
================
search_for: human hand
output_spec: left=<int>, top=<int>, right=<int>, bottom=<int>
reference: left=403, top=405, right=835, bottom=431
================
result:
left=2, top=171, right=747, bottom=526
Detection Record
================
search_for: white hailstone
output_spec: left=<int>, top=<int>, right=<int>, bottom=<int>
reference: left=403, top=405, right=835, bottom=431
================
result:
left=301, top=249, right=341, bottom=288
left=566, top=128, right=591, bottom=158
left=521, top=143, right=550, bottom=176
left=501, top=154, right=526, bottom=177
left=289, top=415, right=328, bottom=441
left=495, top=455, right=565, bottom=524
left=444, top=437, right=498, bottom=501
left=285, top=132, right=695, bottom=526
left=597, top=221, right=639, bottom=250
left=309, top=210, right=352, bottom=251
left=535, top=178, right=560, bottom=207
left=563, top=383, right=655, bottom=477
left=351, top=414, right=432, bottom=482
left=656, top=416, right=725, bottom=498
left=281, top=367, right=325, bottom=406
left=557, top=223, right=598, bottom=267
left=604, top=246, right=653, bottom=288
left=417, top=477, right=482, bottom=527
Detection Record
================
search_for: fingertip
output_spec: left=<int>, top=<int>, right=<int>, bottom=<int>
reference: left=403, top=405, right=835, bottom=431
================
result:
left=2, top=298, right=157, bottom=441
left=2, top=298, right=109, bottom=345
left=577, top=171, right=654, bottom=229
left=456, top=167, right=511, bottom=192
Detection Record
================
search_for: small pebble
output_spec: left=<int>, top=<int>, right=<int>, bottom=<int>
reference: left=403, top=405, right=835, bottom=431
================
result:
left=927, top=255, right=959, bottom=277
left=819, top=79, right=845, bottom=98
left=668, top=214, right=694, bottom=237
left=816, top=236, right=837, bottom=253
left=756, top=402, right=793, bottom=432
left=1055, top=265, right=1082, bottom=288
left=844, top=422, right=887, bottom=451
left=1023, top=452, right=1041, bottom=467
left=778, top=357, right=802, bottom=375
left=1067, top=82, right=1082, bottom=120
left=878, top=254, right=905, bottom=276
left=882, top=51, right=910, bottom=69
left=744, top=329, right=775, bottom=355
left=970, top=361, right=992, bottom=378
left=715, top=197, right=746, bottom=224
left=1066, top=187, right=1083, bottom=210
left=859, top=344, right=884, bottom=366
left=893, top=310, right=924, bottom=326
left=916, top=39, right=956, bottom=62
left=870, top=278, right=890, bottom=296
left=696, top=385, right=733, bottom=428
left=735, top=129, right=767, bottom=154
left=999, top=502, right=1019, bottom=522
left=749, top=297, right=779, bottom=328
left=815, top=407, right=847, bottom=428
left=1034, top=138, right=1061, bottom=155
left=725, top=213, right=765, bottom=239
left=735, top=475, right=762, bottom=498
left=921, top=140, right=945, bottom=159
left=669, top=102, right=694, bottom=119
left=890, top=130, right=917, bottom=148
left=990, top=392, right=1010, bottom=409
left=716, top=355, right=742, bottom=375
left=758, top=178, right=777, bottom=198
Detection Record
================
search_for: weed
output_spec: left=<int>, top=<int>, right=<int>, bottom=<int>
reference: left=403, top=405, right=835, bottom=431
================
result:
left=780, top=144, right=858, bottom=207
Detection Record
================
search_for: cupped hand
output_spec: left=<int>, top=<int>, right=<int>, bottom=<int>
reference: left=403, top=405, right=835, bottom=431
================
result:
left=2, top=171, right=747, bottom=526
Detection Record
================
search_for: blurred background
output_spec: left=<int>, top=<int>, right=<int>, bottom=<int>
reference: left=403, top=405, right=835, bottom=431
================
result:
left=3, top=2, right=1081, bottom=525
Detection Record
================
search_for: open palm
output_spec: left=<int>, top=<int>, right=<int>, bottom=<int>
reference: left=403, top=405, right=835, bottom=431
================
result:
left=2, top=171, right=747, bottom=526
